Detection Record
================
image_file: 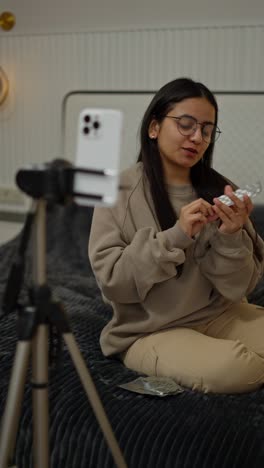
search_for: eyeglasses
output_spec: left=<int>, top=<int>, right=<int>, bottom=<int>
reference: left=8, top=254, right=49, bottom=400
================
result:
left=164, top=115, right=222, bottom=143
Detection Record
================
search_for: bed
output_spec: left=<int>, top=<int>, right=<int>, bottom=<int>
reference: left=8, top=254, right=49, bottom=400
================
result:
left=1, top=201, right=264, bottom=468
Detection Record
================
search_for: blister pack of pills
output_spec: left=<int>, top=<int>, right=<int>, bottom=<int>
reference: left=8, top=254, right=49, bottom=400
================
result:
left=118, top=376, right=185, bottom=397
left=217, top=181, right=262, bottom=206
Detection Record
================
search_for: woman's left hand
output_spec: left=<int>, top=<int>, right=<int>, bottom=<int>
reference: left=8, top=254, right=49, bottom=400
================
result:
left=213, top=185, right=254, bottom=234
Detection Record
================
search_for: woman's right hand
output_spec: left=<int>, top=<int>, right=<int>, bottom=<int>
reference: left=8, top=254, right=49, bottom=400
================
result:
left=179, top=198, right=218, bottom=238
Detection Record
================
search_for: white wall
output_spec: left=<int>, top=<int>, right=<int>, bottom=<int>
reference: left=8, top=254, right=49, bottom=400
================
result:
left=0, top=1, right=264, bottom=209
left=1, top=0, right=264, bottom=35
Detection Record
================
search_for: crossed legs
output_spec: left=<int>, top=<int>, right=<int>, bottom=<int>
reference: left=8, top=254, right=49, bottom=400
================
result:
left=122, top=303, right=264, bottom=393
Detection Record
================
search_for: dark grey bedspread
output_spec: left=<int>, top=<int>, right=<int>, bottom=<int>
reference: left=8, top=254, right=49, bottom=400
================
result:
left=0, top=202, right=264, bottom=468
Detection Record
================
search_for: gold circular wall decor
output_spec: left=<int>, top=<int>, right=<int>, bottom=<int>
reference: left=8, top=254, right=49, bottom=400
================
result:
left=0, top=68, right=9, bottom=105
left=0, top=12, right=16, bottom=31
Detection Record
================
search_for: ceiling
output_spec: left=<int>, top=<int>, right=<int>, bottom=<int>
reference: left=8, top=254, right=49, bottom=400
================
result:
left=1, top=0, right=264, bottom=36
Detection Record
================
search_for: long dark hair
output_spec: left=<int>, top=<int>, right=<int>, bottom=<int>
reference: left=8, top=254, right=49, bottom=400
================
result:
left=137, top=77, right=262, bottom=261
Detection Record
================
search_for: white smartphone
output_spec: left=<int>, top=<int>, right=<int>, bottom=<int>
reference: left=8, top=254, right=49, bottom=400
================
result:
left=72, top=108, right=123, bottom=206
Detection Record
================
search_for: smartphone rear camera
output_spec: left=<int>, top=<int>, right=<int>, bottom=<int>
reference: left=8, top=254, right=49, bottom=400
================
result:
left=84, top=115, right=91, bottom=123
left=83, top=127, right=90, bottom=135
left=93, top=121, right=100, bottom=130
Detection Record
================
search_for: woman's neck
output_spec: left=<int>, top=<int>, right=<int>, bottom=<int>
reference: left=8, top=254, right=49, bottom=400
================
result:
left=163, top=164, right=191, bottom=185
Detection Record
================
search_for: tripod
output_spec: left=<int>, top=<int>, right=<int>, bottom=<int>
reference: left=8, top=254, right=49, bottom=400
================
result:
left=0, top=197, right=127, bottom=467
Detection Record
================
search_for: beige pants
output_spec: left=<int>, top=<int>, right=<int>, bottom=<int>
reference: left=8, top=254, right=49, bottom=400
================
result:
left=122, top=302, right=264, bottom=394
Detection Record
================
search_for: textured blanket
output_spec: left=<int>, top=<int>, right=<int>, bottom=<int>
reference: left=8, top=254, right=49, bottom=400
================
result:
left=0, top=202, right=264, bottom=468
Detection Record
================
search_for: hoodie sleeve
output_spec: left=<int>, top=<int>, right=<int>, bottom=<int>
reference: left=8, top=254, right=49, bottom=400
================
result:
left=88, top=206, right=194, bottom=303
left=195, top=220, right=264, bottom=302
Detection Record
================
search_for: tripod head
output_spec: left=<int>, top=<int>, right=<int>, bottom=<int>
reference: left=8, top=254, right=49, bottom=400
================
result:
left=16, top=158, right=119, bottom=206
left=16, top=159, right=75, bottom=204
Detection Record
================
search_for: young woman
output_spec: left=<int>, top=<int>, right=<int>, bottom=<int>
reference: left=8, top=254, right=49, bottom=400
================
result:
left=88, top=77, right=264, bottom=394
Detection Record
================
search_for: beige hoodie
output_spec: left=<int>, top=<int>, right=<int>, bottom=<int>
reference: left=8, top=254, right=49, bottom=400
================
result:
left=89, top=163, right=264, bottom=356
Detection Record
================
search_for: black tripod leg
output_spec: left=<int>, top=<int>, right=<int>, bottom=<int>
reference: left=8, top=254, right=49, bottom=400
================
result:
left=63, top=332, right=128, bottom=468
left=0, top=341, right=31, bottom=468
left=49, top=301, right=127, bottom=468
left=31, top=324, right=49, bottom=468
left=0, top=301, right=50, bottom=468
left=30, top=199, right=49, bottom=468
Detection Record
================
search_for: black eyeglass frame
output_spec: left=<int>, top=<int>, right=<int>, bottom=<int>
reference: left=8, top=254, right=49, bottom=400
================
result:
left=164, top=115, right=222, bottom=143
